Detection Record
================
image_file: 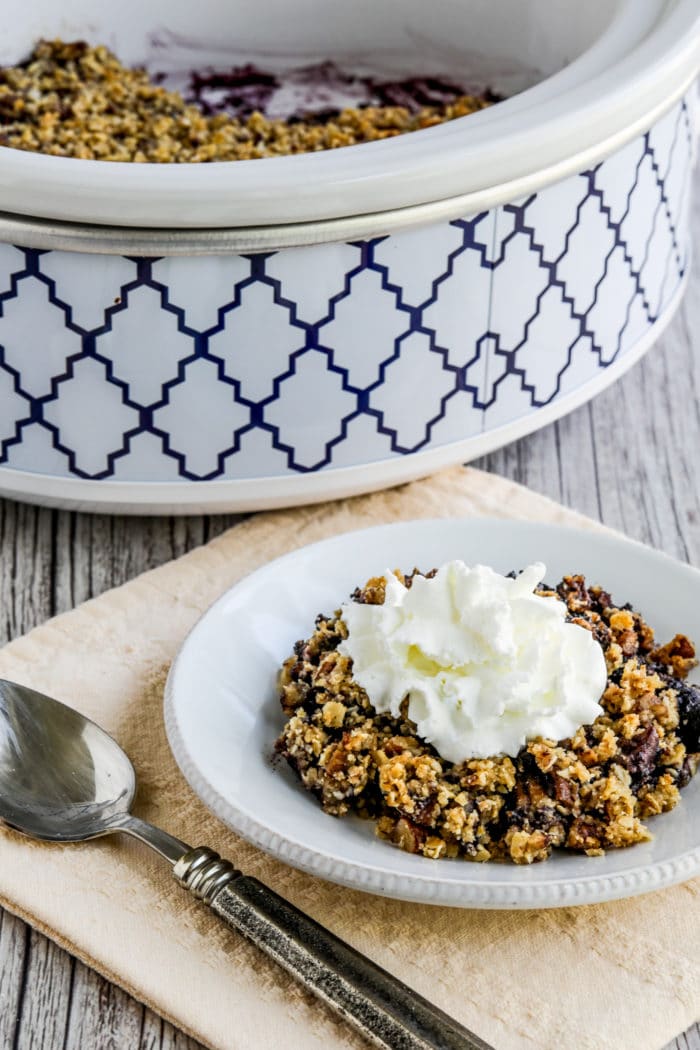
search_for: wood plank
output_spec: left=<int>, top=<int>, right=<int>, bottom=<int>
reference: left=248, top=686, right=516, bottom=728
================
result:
left=0, top=501, right=56, bottom=639
left=14, top=929, right=72, bottom=1050
left=63, top=962, right=143, bottom=1050
left=0, top=909, right=28, bottom=1050
left=139, top=1012, right=203, bottom=1050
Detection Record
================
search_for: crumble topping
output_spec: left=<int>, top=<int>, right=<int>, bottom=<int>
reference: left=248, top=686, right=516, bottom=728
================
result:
left=275, top=571, right=700, bottom=864
left=0, top=40, right=493, bottom=163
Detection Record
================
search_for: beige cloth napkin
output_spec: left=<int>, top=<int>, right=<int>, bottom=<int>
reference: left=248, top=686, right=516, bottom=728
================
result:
left=0, top=465, right=698, bottom=1050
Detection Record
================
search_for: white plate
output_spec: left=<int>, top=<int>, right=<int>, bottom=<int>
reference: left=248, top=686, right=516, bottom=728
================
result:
left=165, top=518, right=700, bottom=908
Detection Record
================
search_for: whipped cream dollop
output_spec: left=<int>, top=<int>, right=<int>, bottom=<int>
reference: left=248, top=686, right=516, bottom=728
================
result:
left=338, top=561, right=607, bottom=761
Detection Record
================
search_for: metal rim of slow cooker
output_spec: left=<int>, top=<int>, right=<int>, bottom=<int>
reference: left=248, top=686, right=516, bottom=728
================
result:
left=0, top=66, right=697, bottom=257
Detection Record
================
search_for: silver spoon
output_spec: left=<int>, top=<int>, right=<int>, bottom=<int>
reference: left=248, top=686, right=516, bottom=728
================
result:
left=0, top=679, right=492, bottom=1050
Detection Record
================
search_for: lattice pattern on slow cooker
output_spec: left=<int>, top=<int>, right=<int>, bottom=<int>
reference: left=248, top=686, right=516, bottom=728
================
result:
left=0, top=97, right=694, bottom=481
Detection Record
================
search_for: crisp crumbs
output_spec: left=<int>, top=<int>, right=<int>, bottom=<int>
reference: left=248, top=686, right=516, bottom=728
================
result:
left=276, top=571, right=700, bottom=864
left=0, top=40, right=493, bottom=163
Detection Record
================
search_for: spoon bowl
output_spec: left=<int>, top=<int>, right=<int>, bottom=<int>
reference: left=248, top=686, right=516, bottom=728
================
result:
left=0, top=679, right=135, bottom=842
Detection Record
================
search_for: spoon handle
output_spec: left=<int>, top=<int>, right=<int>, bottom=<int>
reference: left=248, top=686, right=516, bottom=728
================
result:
left=174, top=847, right=491, bottom=1050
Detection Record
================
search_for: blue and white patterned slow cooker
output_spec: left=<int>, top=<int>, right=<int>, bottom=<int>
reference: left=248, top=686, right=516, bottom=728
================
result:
left=0, top=0, right=698, bottom=513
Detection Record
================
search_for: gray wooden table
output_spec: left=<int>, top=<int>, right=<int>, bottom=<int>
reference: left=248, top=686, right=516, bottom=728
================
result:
left=2, top=189, right=700, bottom=1050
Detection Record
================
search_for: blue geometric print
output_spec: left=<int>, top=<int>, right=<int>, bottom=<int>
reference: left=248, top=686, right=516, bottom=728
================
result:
left=0, top=96, right=694, bottom=482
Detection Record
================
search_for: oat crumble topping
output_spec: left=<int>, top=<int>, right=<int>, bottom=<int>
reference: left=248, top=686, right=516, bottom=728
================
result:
left=275, top=571, right=700, bottom=864
left=0, top=40, right=493, bottom=163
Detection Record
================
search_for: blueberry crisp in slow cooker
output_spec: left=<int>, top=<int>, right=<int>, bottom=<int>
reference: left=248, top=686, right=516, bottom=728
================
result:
left=0, top=40, right=494, bottom=162
left=276, top=564, right=700, bottom=865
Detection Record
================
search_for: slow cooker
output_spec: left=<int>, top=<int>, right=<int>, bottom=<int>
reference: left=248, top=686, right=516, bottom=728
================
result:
left=0, top=0, right=698, bottom=513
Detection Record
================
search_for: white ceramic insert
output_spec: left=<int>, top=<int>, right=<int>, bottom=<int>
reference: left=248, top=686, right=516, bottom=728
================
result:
left=0, top=0, right=697, bottom=513
left=0, top=0, right=697, bottom=227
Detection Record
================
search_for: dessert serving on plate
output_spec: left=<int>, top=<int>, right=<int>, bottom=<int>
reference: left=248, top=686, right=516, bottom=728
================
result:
left=164, top=516, right=700, bottom=905
left=276, top=561, right=700, bottom=864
